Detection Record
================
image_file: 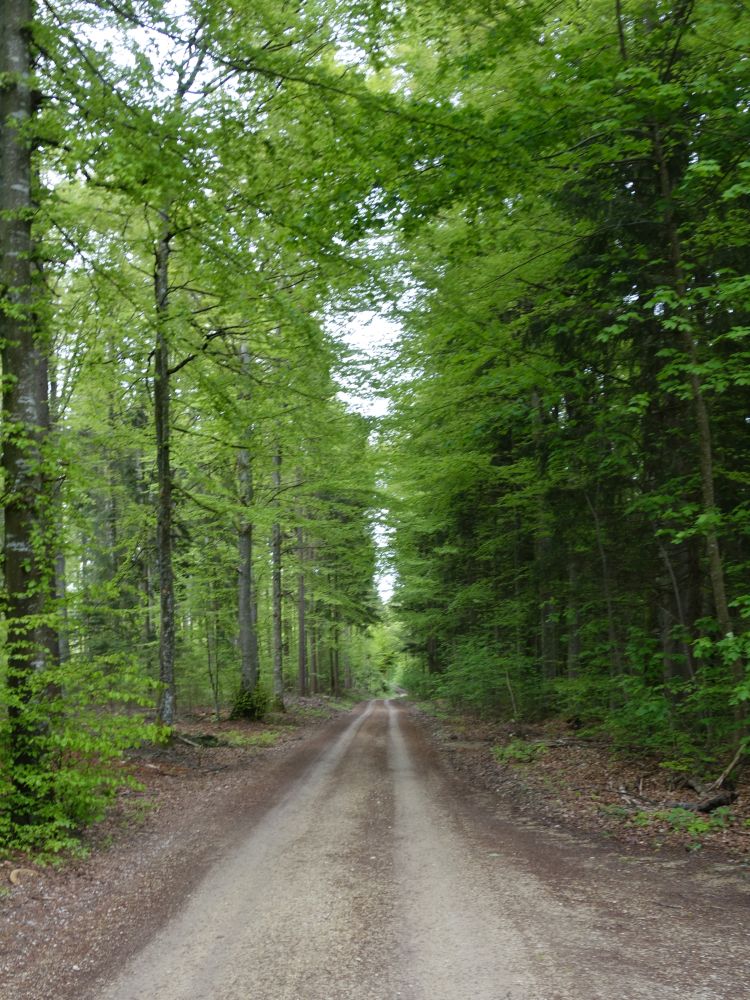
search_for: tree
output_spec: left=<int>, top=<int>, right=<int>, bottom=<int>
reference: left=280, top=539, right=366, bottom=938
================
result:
left=386, top=0, right=750, bottom=761
left=1, top=0, right=56, bottom=823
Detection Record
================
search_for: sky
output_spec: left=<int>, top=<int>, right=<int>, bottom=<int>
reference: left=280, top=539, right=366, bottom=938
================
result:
left=334, top=310, right=399, bottom=419
left=334, top=311, right=400, bottom=602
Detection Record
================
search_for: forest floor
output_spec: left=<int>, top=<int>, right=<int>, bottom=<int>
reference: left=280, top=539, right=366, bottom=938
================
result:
left=414, top=703, right=750, bottom=860
left=1, top=696, right=749, bottom=999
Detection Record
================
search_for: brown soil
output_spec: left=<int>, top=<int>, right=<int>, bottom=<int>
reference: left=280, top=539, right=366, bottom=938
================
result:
left=409, top=703, right=750, bottom=860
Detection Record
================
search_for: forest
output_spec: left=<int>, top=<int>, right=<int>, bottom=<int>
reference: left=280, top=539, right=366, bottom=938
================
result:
left=1, top=0, right=748, bottom=852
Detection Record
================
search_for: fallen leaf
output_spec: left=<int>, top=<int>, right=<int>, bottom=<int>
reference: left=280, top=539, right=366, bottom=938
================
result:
left=9, top=868, right=37, bottom=885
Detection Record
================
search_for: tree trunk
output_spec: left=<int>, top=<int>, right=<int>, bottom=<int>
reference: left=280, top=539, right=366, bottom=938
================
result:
left=271, top=447, right=284, bottom=710
left=309, top=600, right=319, bottom=695
left=585, top=492, right=624, bottom=680
left=205, top=584, right=221, bottom=720
left=135, top=444, right=157, bottom=663
left=566, top=560, right=581, bottom=680
left=530, top=390, right=560, bottom=689
left=343, top=628, right=353, bottom=690
left=55, top=552, right=71, bottom=664
left=651, top=124, right=742, bottom=735
left=297, top=526, right=307, bottom=695
left=236, top=344, right=261, bottom=709
left=154, top=211, right=176, bottom=726
left=330, top=609, right=340, bottom=695
left=49, top=364, right=70, bottom=664
left=1, top=0, right=55, bottom=821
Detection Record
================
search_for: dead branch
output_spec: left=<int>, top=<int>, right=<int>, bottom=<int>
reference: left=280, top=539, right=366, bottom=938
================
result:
left=176, top=732, right=231, bottom=748
left=707, top=744, right=747, bottom=792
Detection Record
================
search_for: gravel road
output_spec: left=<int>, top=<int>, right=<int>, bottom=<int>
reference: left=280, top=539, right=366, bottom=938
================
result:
left=95, top=699, right=750, bottom=1000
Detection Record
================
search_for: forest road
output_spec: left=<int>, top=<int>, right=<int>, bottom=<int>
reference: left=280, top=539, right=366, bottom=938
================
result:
left=99, top=700, right=750, bottom=1000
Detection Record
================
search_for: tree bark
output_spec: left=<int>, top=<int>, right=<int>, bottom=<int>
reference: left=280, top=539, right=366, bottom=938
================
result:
left=150, top=53, right=209, bottom=725
left=614, top=0, right=628, bottom=61
left=329, top=606, right=340, bottom=695
left=651, top=124, right=742, bottom=733
left=309, top=600, right=319, bottom=694
left=585, top=492, right=624, bottom=679
left=154, top=210, right=176, bottom=726
left=205, top=583, right=221, bottom=720
left=343, top=628, right=352, bottom=690
left=566, top=560, right=581, bottom=680
left=651, top=127, right=735, bottom=641
left=236, top=344, right=261, bottom=707
left=1, top=0, right=55, bottom=819
left=49, top=363, right=70, bottom=664
left=271, top=446, right=284, bottom=709
left=297, top=526, right=307, bottom=695
left=652, top=127, right=732, bottom=636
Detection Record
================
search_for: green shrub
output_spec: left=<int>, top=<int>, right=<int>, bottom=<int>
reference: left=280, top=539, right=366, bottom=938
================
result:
left=0, top=651, right=163, bottom=855
left=230, top=680, right=270, bottom=721
left=632, top=805, right=734, bottom=844
left=492, top=738, right=548, bottom=764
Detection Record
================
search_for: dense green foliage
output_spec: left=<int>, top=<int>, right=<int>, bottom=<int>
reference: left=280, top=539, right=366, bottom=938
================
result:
left=387, top=0, right=750, bottom=767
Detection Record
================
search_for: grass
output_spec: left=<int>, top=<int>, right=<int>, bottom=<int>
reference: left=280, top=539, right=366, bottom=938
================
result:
left=224, top=729, right=282, bottom=749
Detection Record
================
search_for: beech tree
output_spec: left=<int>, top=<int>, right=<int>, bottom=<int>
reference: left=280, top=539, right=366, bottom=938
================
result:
left=1, top=0, right=56, bottom=826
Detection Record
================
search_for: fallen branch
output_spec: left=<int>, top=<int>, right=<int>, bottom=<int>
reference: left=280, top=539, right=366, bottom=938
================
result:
left=667, top=789, right=738, bottom=814
left=176, top=732, right=231, bottom=748
left=176, top=734, right=204, bottom=749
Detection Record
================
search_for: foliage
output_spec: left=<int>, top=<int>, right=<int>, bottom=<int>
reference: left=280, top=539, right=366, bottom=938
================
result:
left=0, top=652, right=163, bottom=854
left=395, top=660, right=443, bottom=701
left=1, top=0, right=394, bottom=851
left=492, top=739, right=548, bottom=766
left=632, top=806, right=735, bottom=847
left=230, top=683, right=271, bottom=723
left=3, top=0, right=750, bottom=852
left=386, top=0, right=750, bottom=768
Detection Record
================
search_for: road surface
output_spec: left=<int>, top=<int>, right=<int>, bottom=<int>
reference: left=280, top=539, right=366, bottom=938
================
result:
left=99, top=700, right=750, bottom=1000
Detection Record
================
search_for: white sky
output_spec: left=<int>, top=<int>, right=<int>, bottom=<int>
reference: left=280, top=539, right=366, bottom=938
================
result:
left=334, top=310, right=399, bottom=419
left=333, top=310, right=400, bottom=602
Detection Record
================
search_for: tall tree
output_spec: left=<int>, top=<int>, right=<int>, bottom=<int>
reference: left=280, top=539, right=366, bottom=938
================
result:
left=235, top=343, right=262, bottom=714
left=1, top=0, right=55, bottom=820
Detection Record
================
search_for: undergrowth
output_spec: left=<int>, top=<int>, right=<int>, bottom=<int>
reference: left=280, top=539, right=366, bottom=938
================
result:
left=224, top=729, right=281, bottom=748
left=492, top=738, right=548, bottom=764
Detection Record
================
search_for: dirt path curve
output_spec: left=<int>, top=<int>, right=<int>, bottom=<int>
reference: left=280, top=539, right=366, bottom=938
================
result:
left=92, top=699, right=750, bottom=1000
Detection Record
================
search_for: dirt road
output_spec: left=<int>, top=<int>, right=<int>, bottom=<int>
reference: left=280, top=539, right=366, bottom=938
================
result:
left=93, top=700, right=749, bottom=1000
